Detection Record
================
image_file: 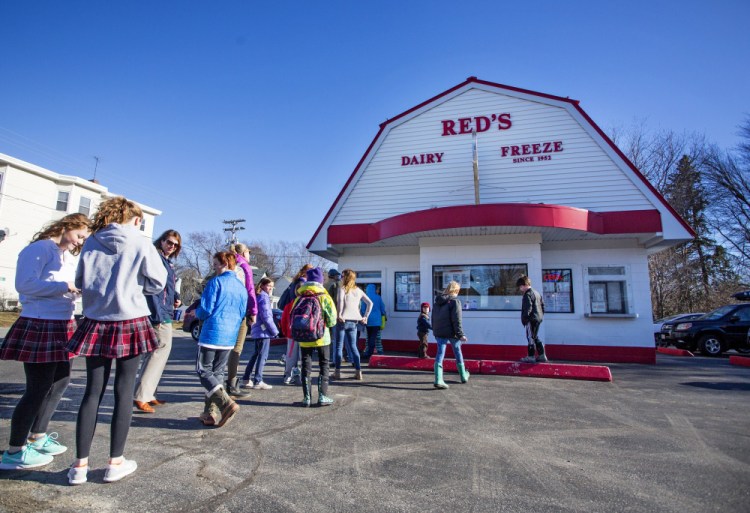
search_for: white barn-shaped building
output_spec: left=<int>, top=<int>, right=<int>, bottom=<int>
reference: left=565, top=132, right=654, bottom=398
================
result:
left=308, top=77, right=694, bottom=364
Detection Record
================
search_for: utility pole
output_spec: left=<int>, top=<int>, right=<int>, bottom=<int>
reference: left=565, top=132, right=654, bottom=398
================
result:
left=223, top=219, right=246, bottom=245
left=92, top=156, right=100, bottom=182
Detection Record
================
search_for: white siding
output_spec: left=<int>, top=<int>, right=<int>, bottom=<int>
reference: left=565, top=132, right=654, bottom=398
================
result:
left=333, top=88, right=653, bottom=225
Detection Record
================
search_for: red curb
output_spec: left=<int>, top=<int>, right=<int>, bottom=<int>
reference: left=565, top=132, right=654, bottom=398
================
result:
left=729, top=355, right=750, bottom=367
left=479, top=360, right=612, bottom=382
left=368, top=355, right=481, bottom=374
left=657, top=347, right=695, bottom=357
left=368, top=355, right=611, bottom=382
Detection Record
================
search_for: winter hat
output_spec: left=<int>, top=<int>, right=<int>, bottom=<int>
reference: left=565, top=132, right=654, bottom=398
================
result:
left=328, top=269, right=341, bottom=278
left=421, top=302, right=430, bottom=309
left=306, top=267, right=324, bottom=284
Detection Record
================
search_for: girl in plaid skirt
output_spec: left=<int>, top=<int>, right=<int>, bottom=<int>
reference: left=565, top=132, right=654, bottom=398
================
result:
left=65, top=197, right=167, bottom=485
left=0, top=213, right=92, bottom=471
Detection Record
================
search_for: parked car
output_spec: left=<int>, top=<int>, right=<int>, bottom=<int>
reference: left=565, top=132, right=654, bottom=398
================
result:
left=182, top=300, right=201, bottom=341
left=272, top=308, right=283, bottom=336
left=655, top=313, right=705, bottom=347
left=671, top=303, right=750, bottom=356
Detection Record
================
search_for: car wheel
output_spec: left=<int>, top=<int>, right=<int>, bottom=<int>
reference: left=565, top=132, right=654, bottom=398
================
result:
left=698, top=334, right=723, bottom=357
left=191, top=322, right=201, bottom=341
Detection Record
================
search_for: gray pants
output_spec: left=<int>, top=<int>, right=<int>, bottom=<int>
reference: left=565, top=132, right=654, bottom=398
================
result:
left=283, top=338, right=301, bottom=378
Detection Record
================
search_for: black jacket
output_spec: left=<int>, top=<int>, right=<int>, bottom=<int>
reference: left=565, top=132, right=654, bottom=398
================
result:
left=432, top=294, right=464, bottom=339
left=521, top=287, right=544, bottom=326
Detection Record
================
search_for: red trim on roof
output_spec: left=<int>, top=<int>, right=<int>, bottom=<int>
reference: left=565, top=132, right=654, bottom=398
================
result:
left=307, top=77, right=694, bottom=249
left=327, top=204, right=662, bottom=244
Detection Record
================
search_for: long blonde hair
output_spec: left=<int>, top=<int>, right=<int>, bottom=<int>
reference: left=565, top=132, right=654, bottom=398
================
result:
left=31, top=213, right=92, bottom=256
left=91, top=197, right=143, bottom=232
left=342, top=269, right=357, bottom=293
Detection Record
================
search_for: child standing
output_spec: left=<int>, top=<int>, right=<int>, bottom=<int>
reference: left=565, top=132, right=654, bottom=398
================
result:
left=291, top=267, right=337, bottom=407
left=416, top=302, right=432, bottom=359
left=195, top=252, right=248, bottom=427
left=243, top=278, right=278, bottom=390
left=517, top=276, right=547, bottom=363
left=0, top=214, right=91, bottom=470
left=66, top=197, right=167, bottom=485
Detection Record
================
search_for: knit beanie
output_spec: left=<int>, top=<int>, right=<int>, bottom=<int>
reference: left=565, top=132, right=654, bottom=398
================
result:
left=306, top=267, right=324, bottom=284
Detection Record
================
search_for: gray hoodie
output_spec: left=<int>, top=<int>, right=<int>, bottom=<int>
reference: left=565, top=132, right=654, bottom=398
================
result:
left=76, top=223, right=167, bottom=321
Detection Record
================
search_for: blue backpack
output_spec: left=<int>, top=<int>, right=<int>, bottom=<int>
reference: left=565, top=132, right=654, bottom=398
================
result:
left=291, top=294, right=325, bottom=342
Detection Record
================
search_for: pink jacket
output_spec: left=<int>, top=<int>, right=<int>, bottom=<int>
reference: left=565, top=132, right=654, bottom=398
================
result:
left=235, top=254, right=258, bottom=316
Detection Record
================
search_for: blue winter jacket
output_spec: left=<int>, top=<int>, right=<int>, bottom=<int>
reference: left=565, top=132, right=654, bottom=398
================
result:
left=196, top=270, right=248, bottom=348
left=364, top=284, right=386, bottom=327
left=249, top=290, right=279, bottom=339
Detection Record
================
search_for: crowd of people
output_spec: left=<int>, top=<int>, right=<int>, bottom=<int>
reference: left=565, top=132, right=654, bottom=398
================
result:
left=0, top=195, right=547, bottom=484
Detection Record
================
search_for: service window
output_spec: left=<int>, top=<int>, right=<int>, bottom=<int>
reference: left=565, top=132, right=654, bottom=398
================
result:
left=354, top=270, right=381, bottom=296
left=395, top=271, right=420, bottom=311
left=432, top=264, right=527, bottom=311
left=542, top=269, right=574, bottom=313
left=584, top=266, right=633, bottom=316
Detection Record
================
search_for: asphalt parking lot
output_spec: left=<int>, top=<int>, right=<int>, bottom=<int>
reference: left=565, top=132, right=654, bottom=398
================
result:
left=1, top=330, right=749, bottom=513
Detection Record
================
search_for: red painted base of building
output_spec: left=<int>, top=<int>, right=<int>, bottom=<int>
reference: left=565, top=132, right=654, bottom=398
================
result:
left=729, top=355, right=750, bottom=367
left=656, top=347, right=695, bottom=357
left=368, top=355, right=612, bottom=382
left=381, top=339, right=655, bottom=364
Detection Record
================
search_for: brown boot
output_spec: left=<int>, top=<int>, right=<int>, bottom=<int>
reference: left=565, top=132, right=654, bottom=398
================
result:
left=354, top=370, right=363, bottom=381
left=333, top=368, right=341, bottom=380
left=199, top=396, right=219, bottom=426
left=210, top=388, right=239, bottom=428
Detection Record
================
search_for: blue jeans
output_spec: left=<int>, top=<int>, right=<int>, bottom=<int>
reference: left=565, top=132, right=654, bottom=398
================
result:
left=434, top=337, right=465, bottom=366
left=364, top=326, right=382, bottom=356
left=336, top=321, right=362, bottom=370
left=196, top=347, right=231, bottom=392
left=243, top=338, right=270, bottom=384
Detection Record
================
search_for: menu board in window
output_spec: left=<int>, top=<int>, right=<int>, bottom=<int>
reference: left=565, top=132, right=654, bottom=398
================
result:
left=395, top=272, right=420, bottom=311
left=542, top=269, right=573, bottom=313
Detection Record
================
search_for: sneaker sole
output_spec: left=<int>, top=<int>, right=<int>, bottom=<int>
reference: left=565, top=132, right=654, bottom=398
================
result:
left=0, top=460, right=52, bottom=470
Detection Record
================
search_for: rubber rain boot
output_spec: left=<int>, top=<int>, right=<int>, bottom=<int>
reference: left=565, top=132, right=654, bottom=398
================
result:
left=434, top=362, right=449, bottom=389
left=302, top=378, right=311, bottom=407
left=457, top=363, right=470, bottom=384
left=318, top=378, right=334, bottom=406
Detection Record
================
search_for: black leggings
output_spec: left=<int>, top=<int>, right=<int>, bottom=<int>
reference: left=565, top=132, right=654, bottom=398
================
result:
left=8, top=361, right=71, bottom=447
left=75, top=355, right=140, bottom=459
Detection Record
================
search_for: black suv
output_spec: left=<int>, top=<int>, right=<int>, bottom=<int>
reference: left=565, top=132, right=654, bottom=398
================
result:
left=671, top=303, right=750, bottom=356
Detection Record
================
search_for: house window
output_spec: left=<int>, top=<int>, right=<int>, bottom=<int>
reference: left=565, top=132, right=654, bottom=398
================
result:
left=584, top=266, right=632, bottom=316
left=78, top=197, right=91, bottom=216
left=542, top=269, right=574, bottom=313
left=395, top=272, right=420, bottom=311
left=56, top=191, right=69, bottom=212
left=431, top=264, right=528, bottom=311
left=140, top=216, right=146, bottom=232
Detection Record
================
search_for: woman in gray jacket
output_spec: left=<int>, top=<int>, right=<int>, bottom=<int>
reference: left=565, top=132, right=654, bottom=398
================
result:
left=431, top=280, right=469, bottom=389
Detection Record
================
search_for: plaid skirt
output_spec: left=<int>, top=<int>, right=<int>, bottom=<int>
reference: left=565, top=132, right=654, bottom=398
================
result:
left=66, top=316, right=159, bottom=359
left=0, top=317, right=77, bottom=363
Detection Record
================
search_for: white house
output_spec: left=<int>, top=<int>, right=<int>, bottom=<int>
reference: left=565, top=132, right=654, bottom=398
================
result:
left=308, top=77, right=694, bottom=364
left=0, top=152, right=161, bottom=307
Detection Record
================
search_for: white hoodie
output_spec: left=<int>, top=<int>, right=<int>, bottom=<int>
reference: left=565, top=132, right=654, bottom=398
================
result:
left=15, top=239, right=79, bottom=320
left=76, top=223, right=167, bottom=321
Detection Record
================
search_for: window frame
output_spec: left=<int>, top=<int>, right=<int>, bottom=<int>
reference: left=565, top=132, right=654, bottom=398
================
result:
left=542, top=268, right=574, bottom=313
left=394, top=271, right=421, bottom=312
left=78, top=196, right=91, bottom=216
left=56, top=190, right=70, bottom=212
left=583, top=265, right=635, bottom=317
left=431, top=263, right=528, bottom=312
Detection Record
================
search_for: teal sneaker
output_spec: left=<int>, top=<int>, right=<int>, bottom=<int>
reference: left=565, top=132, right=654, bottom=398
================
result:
left=29, top=432, right=67, bottom=456
left=0, top=446, right=54, bottom=470
left=317, top=394, right=334, bottom=406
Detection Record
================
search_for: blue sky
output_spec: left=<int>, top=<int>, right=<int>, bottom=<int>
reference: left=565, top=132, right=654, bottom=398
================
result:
left=1, top=1, right=748, bottom=244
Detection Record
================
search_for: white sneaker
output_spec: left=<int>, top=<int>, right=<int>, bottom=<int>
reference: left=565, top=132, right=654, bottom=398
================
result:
left=254, top=381, right=272, bottom=390
left=67, top=464, right=88, bottom=485
left=240, top=380, right=253, bottom=389
left=283, top=376, right=292, bottom=385
left=103, top=458, right=137, bottom=483
left=520, top=356, right=537, bottom=363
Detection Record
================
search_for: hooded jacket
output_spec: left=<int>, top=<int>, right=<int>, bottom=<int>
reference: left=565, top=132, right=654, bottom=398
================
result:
left=196, top=270, right=248, bottom=348
left=76, top=223, right=167, bottom=321
left=432, top=294, right=464, bottom=339
left=291, top=281, right=337, bottom=348
left=249, top=289, right=279, bottom=339
left=364, top=284, right=386, bottom=327
left=15, top=239, right=79, bottom=320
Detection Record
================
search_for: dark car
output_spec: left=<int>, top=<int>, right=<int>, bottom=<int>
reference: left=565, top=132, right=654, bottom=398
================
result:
left=656, top=313, right=705, bottom=347
left=182, top=300, right=201, bottom=341
left=671, top=303, right=750, bottom=356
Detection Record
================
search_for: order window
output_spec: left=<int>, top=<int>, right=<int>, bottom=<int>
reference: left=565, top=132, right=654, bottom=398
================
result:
left=542, top=269, right=574, bottom=313
left=432, top=264, right=528, bottom=311
left=584, top=266, right=632, bottom=315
